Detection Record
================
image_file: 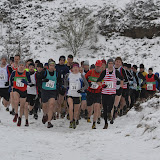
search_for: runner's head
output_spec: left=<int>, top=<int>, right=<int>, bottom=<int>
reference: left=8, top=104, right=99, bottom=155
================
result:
left=29, top=63, right=35, bottom=72
left=95, top=60, right=102, bottom=73
left=148, top=68, right=153, bottom=75
left=18, top=60, right=25, bottom=71
left=26, top=59, right=34, bottom=68
left=1, top=55, right=8, bottom=65
left=127, top=64, right=131, bottom=70
left=107, top=58, right=114, bottom=70
left=101, top=59, right=106, bottom=71
left=132, top=65, right=137, bottom=72
left=37, top=63, right=43, bottom=72
left=72, top=62, right=80, bottom=74
left=48, top=60, right=56, bottom=71
left=67, top=55, right=73, bottom=64
left=123, top=63, right=128, bottom=70
left=83, top=60, right=89, bottom=71
left=35, top=60, right=40, bottom=68
left=140, top=64, right=145, bottom=73
left=59, top=56, right=66, bottom=65
left=9, top=56, right=14, bottom=65
left=115, top=57, right=122, bottom=68
left=14, top=54, right=20, bottom=64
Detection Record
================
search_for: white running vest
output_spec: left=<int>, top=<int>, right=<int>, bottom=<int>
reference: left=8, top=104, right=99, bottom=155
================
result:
left=102, top=68, right=117, bottom=95
left=27, top=73, right=37, bottom=95
left=67, top=72, right=82, bottom=97
left=0, top=65, right=8, bottom=88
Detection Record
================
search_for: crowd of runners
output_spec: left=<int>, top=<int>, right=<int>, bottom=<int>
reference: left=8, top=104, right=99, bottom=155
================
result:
left=0, top=54, right=159, bottom=129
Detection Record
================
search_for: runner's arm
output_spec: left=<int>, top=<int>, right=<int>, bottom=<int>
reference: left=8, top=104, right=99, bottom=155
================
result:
left=96, top=70, right=106, bottom=86
left=81, top=74, right=89, bottom=91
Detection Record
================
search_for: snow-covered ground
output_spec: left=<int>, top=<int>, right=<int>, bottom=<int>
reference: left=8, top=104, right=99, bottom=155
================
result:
left=0, top=95, right=160, bottom=160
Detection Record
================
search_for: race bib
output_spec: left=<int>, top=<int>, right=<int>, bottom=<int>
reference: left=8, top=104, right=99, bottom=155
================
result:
left=105, top=81, right=114, bottom=88
left=16, top=78, right=24, bottom=87
left=133, top=83, right=137, bottom=89
left=46, top=80, right=55, bottom=88
left=70, top=83, right=77, bottom=91
left=0, top=73, right=5, bottom=80
left=147, top=83, right=153, bottom=90
left=90, top=82, right=99, bottom=89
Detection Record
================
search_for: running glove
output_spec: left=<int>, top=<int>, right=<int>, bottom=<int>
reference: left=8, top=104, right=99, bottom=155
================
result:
left=77, top=90, right=83, bottom=93
left=21, top=79, right=28, bottom=85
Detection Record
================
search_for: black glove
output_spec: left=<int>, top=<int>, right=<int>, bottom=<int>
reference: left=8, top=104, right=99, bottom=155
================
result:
left=77, top=90, right=83, bottom=93
left=5, top=82, right=9, bottom=86
left=42, top=79, right=49, bottom=82
left=28, top=84, right=35, bottom=87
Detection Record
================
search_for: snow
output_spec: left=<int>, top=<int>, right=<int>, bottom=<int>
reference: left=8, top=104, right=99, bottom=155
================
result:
left=0, top=95, right=160, bottom=160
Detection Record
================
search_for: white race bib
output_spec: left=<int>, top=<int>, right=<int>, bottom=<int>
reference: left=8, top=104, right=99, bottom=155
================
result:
left=16, top=78, right=24, bottom=87
left=133, top=83, right=137, bottom=89
left=0, top=73, right=5, bottom=80
left=70, top=83, right=77, bottom=91
left=90, top=82, right=99, bottom=89
left=105, top=81, right=114, bottom=88
left=46, top=80, right=55, bottom=88
left=147, top=84, right=153, bottom=90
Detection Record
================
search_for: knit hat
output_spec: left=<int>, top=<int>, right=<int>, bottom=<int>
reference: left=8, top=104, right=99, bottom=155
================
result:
left=29, top=63, right=35, bottom=67
left=140, top=64, right=144, bottom=69
left=101, top=59, right=106, bottom=65
left=37, top=63, right=43, bottom=68
left=18, top=60, right=25, bottom=66
left=1, top=55, right=8, bottom=60
left=107, top=58, right=114, bottom=67
left=83, top=60, right=89, bottom=66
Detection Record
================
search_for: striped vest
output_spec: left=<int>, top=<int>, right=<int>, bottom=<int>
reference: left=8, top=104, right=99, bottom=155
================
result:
left=102, top=68, right=117, bottom=95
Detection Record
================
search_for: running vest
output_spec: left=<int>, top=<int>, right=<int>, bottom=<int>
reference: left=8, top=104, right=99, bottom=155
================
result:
left=141, top=71, right=147, bottom=89
left=12, top=63, right=18, bottom=71
left=118, top=66, right=127, bottom=89
left=88, top=69, right=101, bottom=91
left=146, top=74, right=156, bottom=91
left=67, top=72, right=83, bottom=97
left=13, top=70, right=27, bottom=92
left=42, top=70, right=57, bottom=90
left=27, top=73, right=37, bottom=95
left=0, top=65, right=9, bottom=88
left=102, top=68, right=117, bottom=95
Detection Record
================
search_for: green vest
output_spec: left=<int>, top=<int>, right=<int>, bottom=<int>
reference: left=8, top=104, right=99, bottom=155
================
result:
left=42, top=70, right=57, bottom=90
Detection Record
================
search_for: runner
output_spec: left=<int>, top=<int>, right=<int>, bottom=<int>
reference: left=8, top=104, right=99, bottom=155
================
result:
left=97, top=59, right=123, bottom=129
left=0, top=55, right=13, bottom=111
left=56, top=56, right=69, bottom=118
left=85, top=60, right=102, bottom=129
left=139, top=64, right=148, bottom=99
left=10, top=60, right=31, bottom=126
left=64, top=62, right=89, bottom=129
left=66, top=54, right=73, bottom=70
left=145, top=68, right=160, bottom=98
left=24, top=63, right=37, bottom=126
left=37, top=59, right=60, bottom=128
left=10, top=54, right=20, bottom=115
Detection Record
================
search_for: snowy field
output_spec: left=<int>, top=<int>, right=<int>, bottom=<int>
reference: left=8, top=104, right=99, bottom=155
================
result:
left=0, top=97, right=160, bottom=160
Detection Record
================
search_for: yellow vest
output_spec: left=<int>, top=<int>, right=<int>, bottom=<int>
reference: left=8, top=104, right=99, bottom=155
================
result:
left=141, top=71, right=147, bottom=88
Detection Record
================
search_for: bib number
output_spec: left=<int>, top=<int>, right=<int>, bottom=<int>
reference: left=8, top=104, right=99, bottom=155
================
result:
left=90, top=82, right=99, bottom=89
left=147, top=84, right=153, bottom=90
left=105, top=81, right=114, bottom=88
left=46, top=80, right=55, bottom=88
left=133, top=83, right=137, bottom=89
left=70, top=83, right=77, bottom=91
left=16, top=78, right=24, bottom=87
left=0, top=73, right=5, bottom=80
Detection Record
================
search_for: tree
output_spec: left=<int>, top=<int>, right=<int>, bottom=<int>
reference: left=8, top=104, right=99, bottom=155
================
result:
left=55, top=7, right=96, bottom=56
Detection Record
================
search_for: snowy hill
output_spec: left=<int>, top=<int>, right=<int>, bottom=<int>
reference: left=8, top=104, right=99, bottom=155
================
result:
left=0, top=0, right=160, bottom=71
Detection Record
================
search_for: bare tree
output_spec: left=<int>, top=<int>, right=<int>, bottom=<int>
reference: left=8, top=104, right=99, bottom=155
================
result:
left=55, top=8, right=96, bottom=56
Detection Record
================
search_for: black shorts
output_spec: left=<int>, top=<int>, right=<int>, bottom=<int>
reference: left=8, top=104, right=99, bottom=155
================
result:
left=41, top=89, right=57, bottom=103
left=140, top=88, right=147, bottom=98
left=0, top=88, right=10, bottom=101
left=13, top=88, right=27, bottom=98
left=122, top=88, right=129, bottom=98
left=116, top=88, right=123, bottom=96
left=26, top=94, right=36, bottom=106
left=67, top=96, right=81, bottom=104
left=87, top=91, right=101, bottom=106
